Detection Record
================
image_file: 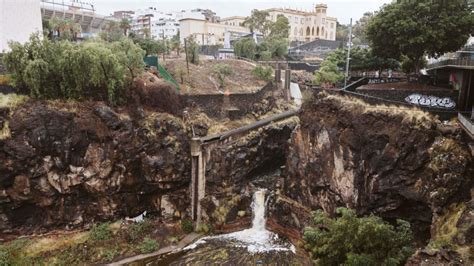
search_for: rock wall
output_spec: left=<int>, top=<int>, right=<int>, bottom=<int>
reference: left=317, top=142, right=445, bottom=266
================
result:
left=285, top=93, right=473, bottom=246
left=0, top=102, right=191, bottom=233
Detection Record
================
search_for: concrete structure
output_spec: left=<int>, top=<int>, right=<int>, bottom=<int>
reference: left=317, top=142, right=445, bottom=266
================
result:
left=265, top=4, right=337, bottom=42
left=0, top=0, right=43, bottom=52
left=40, top=0, right=114, bottom=38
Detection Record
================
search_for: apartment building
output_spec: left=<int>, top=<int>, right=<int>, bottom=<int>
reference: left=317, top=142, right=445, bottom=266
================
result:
left=265, top=4, right=337, bottom=42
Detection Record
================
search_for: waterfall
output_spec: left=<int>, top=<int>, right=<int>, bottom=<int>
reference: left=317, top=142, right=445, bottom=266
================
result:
left=251, top=190, right=266, bottom=231
left=185, top=189, right=295, bottom=254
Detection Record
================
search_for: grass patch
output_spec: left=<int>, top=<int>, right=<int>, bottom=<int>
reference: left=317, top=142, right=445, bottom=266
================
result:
left=89, top=222, right=113, bottom=241
left=309, top=92, right=435, bottom=128
left=429, top=203, right=467, bottom=250
left=0, top=121, right=10, bottom=140
left=181, top=219, right=194, bottom=234
left=123, top=219, right=153, bottom=242
left=137, top=237, right=159, bottom=253
left=0, top=93, right=28, bottom=110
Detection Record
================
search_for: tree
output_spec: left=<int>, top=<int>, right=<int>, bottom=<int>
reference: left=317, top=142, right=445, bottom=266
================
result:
left=243, top=9, right=271, bottom=36
left=3, top=34, right=144, bottom=104
left=112, top=38, right=145, bottom=82
left=367, top=0, right=473, bottom=76
left=100, top=21, right=123, bottom=42
left=268, top=15, right=289, bottom=39
left=313, top=60, right=344, bottom=87
left=170, top=34, right=181, bottom=56
left=233, top=37, right=257, bottom=60
left=119, top=18, right=131, bottom=37
left=304, top=208, right=414, bottom=266
left=251, top=65, right=273, bottom=82
left=212, top=64, right=232, bottom=89
left=353, top=12, right=375, bottom=44
left=185, top=35, right=199, bottom=65
left=335, top=22, right=349, bottom=46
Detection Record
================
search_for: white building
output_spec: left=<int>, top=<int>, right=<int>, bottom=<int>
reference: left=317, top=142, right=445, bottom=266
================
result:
left=131, top=8, right=216, bottom=39
left=0, top=0, right=43, bottom=52
left=265, top=4, right=337, bottom=42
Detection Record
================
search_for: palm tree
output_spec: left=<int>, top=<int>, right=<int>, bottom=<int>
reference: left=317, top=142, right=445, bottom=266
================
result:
left=120, top=18, right=131, bottom=37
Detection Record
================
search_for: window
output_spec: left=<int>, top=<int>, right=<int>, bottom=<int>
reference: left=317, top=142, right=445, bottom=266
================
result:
left=294, top=17, right=298, bottom=23
left=322, top=18, right=325, bottom=24
left=294, top=27, right=298, bottom=36
left=301, top=18, right=304, bottom=24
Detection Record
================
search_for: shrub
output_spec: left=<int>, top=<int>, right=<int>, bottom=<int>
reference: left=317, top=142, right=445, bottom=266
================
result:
left=102, top=246, right=120, bottom=262
left=89, top=222, right=113, bottom=241
left=303, top=208, right=414, bottom=265
left=181, top=219, right=194, bottom=234
left=212, top=64, right=232, bottom=89
left=138, top=238, right=158, bottom=253
left=251, top=65, right=273, bottom=82
left=2, top=34, right=145, bottom=104
left=125, top=219, right=153, bottom=242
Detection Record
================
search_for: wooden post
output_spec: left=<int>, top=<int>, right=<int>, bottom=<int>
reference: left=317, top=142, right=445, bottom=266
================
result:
left=190, top=138, right=204, bottom=224
left=184, top=38, right=190, bottom=75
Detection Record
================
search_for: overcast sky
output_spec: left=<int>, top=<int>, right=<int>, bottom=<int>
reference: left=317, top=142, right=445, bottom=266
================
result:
left=91, top=0, right=393, bottom=24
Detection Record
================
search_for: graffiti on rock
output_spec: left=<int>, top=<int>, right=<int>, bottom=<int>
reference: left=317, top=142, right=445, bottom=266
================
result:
left=405, top=94, right=456, bottom=109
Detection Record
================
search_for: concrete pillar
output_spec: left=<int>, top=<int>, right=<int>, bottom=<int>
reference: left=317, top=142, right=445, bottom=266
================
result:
left=190, top=138, right=205, bottom=224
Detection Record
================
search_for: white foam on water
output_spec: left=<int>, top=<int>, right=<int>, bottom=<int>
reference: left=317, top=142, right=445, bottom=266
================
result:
left=184, top=190, right=295, bottom=254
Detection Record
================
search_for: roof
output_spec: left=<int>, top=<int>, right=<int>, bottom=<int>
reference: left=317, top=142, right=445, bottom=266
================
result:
left=220, top=16, right=246, bottom=21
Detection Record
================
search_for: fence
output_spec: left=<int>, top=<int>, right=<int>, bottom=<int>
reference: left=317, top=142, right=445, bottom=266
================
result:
left=157, top=63, right=180, bottom=91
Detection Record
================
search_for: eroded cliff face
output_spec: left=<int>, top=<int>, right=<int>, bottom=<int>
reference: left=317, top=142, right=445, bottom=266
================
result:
left=0, top=102, right=191, bottom=233
left=285, top=93, right=473, bottom=251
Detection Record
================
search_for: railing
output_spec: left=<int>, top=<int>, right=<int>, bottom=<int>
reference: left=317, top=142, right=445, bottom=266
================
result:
left=427, top=57, right=474, bottom=70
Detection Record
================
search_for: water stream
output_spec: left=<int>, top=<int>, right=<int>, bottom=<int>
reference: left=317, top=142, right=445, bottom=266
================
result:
left=156, top=189, right=311, bottom=265
left=184, top=189, right=295, bottom=253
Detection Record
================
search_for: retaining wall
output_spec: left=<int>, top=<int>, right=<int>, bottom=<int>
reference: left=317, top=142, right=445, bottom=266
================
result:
left=182, top=82, right=277, bottom=118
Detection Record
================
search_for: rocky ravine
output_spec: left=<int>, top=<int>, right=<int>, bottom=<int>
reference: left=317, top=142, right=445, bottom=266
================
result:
left=284, top=92, right=473, bottom=262
left=0, top=100, right=297, bottom=235
left=0, top=102, right=192, bottom=233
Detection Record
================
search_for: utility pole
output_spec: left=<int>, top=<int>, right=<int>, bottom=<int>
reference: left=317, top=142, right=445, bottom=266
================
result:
left=344, top=18, right=353, bottom=88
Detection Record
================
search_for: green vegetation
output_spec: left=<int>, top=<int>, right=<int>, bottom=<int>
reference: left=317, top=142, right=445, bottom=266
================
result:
left=236, top=11, right=290, bottom=60
left=138, top=238, right=159, bottom=253
left=251, top=65, right=273, bottom=82
left=185, top=35, right=200, bottom=65
left=367, top=0, right=473, bottom=75
left=181, top=219, right=194, bottom=234
left=3, top=35, right=144, bottom=104
left=313, top=60, right=344, bottom=86
left=43, top=17, right=82, bottom=41
left=303, top=208, right=414, bottom=265
left=212, top=63, right=232, bottom=89
left=0, top=239, right=32, bottom=265
left=89, top=222, right=113, bottom=241
left=123, top=219, right=153, bottom=242
left=243, top=9, right=272, bottom=36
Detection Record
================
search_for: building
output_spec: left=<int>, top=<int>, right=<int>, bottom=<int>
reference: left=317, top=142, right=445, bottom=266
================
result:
left=130, top=8, right=217, bottom=39
left=0, top=0, right=43, bottom=52
left=40, top=0, right=114, bottom=38
left=427, top=37, right=474, bottom=137
left=112, top=10, right=135, bottom=20
left=265, top=4, right=337, bottom=42
left=179, top=17, right=251, bottom=45
left=220, top=16, right=246, bottom=27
